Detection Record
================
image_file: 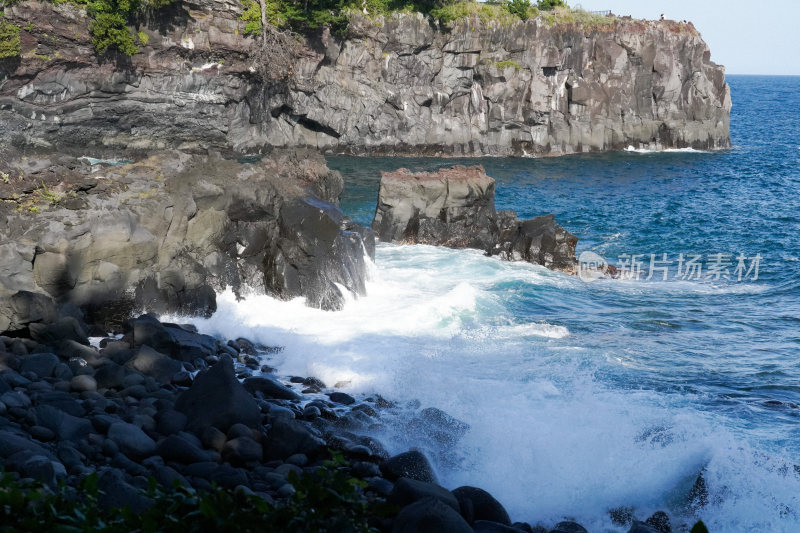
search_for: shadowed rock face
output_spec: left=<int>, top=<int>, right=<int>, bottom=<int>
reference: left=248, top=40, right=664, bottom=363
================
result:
left=372, top=166, right=497, bottom=250
left=0, top=149, right=374, bottom=333
left=371, top=165, right=577, bottom=272
left=0, top=2, right=729, bottom=156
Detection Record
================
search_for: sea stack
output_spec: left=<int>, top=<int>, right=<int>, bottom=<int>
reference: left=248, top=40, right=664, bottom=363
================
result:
left=372, top=165, right=578, bottom=272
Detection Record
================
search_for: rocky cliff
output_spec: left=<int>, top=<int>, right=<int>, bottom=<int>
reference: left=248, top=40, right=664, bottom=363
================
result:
left=0, top=1, right=730, bottom=156
left=0, top=149, right=375, bottom=332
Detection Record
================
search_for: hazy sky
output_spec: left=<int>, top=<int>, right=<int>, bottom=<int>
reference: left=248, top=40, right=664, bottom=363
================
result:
left=577, top=0, right=800, bottom=75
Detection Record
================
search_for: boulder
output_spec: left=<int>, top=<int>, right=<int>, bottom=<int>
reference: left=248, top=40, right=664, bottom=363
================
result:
left=645, top=511, right=671, bottom=533
left=452, top=486, right=511, bottom=525
left=35, top=405, right=92, bottom=442
left=29, top=317, right=89, bottom=347
left=263, top=418, right=326, bottom=460
left=107, top=422, right=157, bottom=459
left=381, top=450, right=437, bottom=483
left=389, top=477, right=460, bottom=512
left=243, top=376, right=301, bottom=401
left=392, top=497, right=473, bottom=533
left=156, top=434, right=211, bottom=464
left=97, top=469, right=152, bottom=513
left=94, top=362, right=126, bottom=389
left=222, top=436, right=263, bottom=464
left=328, top=391, right=356, bottom=405
left=126, top=345, right=182, bottom=385
left=549, top=522, right=589, bottom=533
left=175, top=354, right=260, bottom=433
left=0, top=429, right=53, bottom=459
left=19, top=353, right=59, bottom=378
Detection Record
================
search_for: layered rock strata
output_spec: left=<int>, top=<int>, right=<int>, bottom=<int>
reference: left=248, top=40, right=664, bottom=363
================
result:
left=0, top=2, right=730, bottom=156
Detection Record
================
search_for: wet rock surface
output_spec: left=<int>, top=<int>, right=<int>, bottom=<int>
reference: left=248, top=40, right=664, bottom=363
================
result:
left=373, top=165, right=577, bottom=271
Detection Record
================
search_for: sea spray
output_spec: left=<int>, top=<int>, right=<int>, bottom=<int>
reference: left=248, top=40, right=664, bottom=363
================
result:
left=184, top=243, right=800, bottom=532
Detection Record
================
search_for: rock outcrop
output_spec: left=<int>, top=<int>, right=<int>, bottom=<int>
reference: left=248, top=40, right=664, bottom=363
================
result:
left=0, top=149, right=374, bottom=333
left=0, top=2, right=730, bottom=156
left=372, top=165, right=577, bottom=271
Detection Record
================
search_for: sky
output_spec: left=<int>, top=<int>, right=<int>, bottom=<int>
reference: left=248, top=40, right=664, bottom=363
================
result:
left=577, top=0, right=800, bottom=75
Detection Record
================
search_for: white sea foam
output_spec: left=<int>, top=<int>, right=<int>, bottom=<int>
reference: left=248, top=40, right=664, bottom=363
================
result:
left=624, top=145, right=709, bottom=154
left=179, top=243, right=800, bottom=532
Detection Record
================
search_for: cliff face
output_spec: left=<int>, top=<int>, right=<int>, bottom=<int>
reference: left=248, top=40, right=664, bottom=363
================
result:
left=0, top=1, right=730, bottom=156
left=0, top=149, right=375, bottom=332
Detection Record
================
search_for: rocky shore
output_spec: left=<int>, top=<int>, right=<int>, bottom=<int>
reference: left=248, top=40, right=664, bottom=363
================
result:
left=0, top=148, right=374, bottom=333
left=0, top=308, right=704, bottom=532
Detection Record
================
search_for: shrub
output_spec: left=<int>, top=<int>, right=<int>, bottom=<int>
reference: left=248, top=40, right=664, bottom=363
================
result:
left=89, top=10, right=139, bottom=55
left=430, top=1, right=516, bottom=25
left=0, top=452, right=384, bottom=532
left=537, top=0, right=566, bottom=9
left=505, top=0, right=535, bottom=20
left=85, top=0, right=176, bottom=55
left=0, top=18, right=20, bottom=59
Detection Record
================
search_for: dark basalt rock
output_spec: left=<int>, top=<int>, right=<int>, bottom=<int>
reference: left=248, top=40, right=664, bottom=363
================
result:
left=263, top=418, right=326, bottom=460
left=243, top=376, right=301, bottom=401
left=381, top=450, right=437, bottom=483
left=548, top=522, right=589, bottom=533
left=389, top=477, right=460, bottom=512
left=392, top=497, right=473, bottom=533
left=372, top=166, right=577, bottom=273
left=452, top=486, right=511, bottom=526
left=175, top=354, right=260, bottom=433
left=645, top=511, right=672, bottom=533
left=473, top=521, right=524, bottom=533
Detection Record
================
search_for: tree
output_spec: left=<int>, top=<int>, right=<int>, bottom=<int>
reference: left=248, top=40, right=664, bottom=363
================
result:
left=506, top=0, right=532, bottom=20
left=537, top=0, right=566, bottom=10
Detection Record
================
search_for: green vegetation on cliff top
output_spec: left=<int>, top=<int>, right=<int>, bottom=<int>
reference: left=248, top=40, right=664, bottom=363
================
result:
left=5, top=0, right=613, bottom=58
left=240, top=0, right=602, bottom=37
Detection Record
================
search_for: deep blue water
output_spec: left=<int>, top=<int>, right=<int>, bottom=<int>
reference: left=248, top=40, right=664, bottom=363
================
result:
left=317, top=75, right=800, bottom=530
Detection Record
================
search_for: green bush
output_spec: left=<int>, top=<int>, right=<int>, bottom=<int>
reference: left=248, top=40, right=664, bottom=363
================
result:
left=84, top=0, right=176, bottom=55
left=430, top=1, right=516, bottom=25
left=0, top=452, right=385, bottom=532
left=505, top=0, right=535, bottom=20
left=0, top=18, right=21, bottom=59
left=537, top=0, right=566, bottom=9
left=89, top=10, right=139, bottom=55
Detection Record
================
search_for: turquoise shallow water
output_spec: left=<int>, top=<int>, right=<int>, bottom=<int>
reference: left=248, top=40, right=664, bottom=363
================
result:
left=190, top=76, right=800, bottom=531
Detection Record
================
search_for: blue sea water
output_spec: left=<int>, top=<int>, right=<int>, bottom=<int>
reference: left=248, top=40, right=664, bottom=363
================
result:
left=190, top=76, right=800, bottom=531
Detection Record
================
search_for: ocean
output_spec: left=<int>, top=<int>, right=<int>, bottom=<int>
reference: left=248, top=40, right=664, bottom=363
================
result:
left=185, top=75, right=800, bottom=532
